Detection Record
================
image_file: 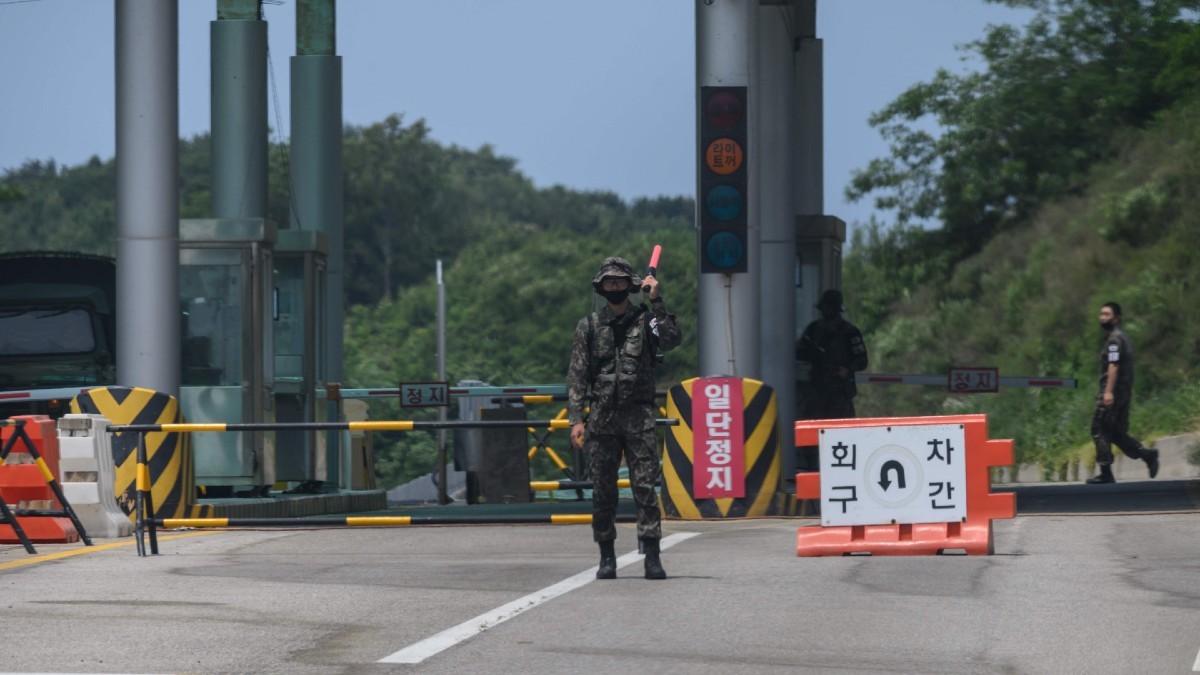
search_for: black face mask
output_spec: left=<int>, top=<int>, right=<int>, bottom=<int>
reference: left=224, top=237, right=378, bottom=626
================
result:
left=1100, top=320, right=1115, bottom=331
left=600, top=288, right=630, bottom=305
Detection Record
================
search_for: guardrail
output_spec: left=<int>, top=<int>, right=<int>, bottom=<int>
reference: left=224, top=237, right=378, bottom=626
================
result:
left=113, top=417, right=679, bottom=557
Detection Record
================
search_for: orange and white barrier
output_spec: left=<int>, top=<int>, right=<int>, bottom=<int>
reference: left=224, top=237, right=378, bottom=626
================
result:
left=0, top=415, right=80, bottom=544
left=794, top=414, right=1015, bottom=556
left=58, top=414, right=133, bottom=538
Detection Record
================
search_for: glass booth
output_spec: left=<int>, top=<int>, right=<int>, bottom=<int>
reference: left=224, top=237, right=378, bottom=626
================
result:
left=180, top=218, right=275, bottom=495
left=272, top=229, right=328, bottom=488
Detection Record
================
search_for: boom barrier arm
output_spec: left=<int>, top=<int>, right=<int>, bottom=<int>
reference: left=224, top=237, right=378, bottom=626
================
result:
left=117, top=417, right=679, bottom=556
left=107, top=418, right=679, bottom=434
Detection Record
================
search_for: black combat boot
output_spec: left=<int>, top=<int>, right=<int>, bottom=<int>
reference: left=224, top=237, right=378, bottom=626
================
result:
left=1143, top=448, right=1160, bottom=479
left=641, top=537, right=666, bottom=580
left=596, top=541, right=617, bottom=580
left=1086, top=464, right=1116, bottom=484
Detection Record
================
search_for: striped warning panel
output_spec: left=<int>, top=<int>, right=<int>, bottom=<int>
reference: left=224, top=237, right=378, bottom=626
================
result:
left=662, top=377, right=782, bottom=518
left=70, top=387, right=209, bottom=520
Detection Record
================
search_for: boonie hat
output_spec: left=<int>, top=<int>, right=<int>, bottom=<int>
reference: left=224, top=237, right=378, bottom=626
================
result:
left=591, top=256, right=642, bottom=290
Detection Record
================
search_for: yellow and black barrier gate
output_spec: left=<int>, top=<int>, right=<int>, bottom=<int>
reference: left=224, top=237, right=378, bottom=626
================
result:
left=662, top=377, right=783, bottom=518
left=108, top=417, right=678, bottom=556
left=0, top=418, right=94, bottom=554
left=154, top=513, right=639, bottom=528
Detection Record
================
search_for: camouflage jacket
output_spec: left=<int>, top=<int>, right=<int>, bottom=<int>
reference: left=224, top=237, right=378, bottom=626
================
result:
left=567, top=298, right=682, bottom=433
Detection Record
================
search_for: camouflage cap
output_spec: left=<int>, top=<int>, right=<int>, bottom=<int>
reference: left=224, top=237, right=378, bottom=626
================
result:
left=591, top=256, right=642, bottom=289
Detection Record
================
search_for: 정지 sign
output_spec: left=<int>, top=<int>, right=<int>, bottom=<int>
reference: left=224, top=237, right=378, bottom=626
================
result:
left=818, top=423, right=967, bottom=527
left=948, top=367, right=999, bottom=393
left=398, top=381, right=449, bottom=408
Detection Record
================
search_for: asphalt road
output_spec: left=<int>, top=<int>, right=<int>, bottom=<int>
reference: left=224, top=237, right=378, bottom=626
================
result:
left=1, top=479, right=1198, bottom=674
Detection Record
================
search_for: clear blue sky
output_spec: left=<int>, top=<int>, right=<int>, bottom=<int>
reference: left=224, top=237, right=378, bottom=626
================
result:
left=0, top=0, right=1033, bottom=231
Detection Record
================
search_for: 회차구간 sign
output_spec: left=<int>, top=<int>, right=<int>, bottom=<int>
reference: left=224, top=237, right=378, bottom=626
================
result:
left=818, top=423, right=967, bottom=527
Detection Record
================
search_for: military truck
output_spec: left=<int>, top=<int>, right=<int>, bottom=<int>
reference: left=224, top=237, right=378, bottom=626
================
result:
left=0, top=252, right=117, bottom=419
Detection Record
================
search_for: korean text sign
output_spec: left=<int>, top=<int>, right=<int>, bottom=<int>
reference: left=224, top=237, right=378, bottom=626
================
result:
left=818, top=423, right=967, bottom=527
left=692, top=377, right=745, bottom=499
left=398, top=381, right=449, bottom=408
left=948, top=367, right=999, bottom=393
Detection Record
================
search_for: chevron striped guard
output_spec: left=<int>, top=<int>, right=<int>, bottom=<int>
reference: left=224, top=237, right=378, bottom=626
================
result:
left=662, top=377, right=783, bottom=518
left=70, top=387, right=206, bottom=520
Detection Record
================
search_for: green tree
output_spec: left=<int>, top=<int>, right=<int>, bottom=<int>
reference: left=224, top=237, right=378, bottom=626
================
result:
left=847, top=0, right=1200, bottom=260
left=342, top=115, right=473, bottom=305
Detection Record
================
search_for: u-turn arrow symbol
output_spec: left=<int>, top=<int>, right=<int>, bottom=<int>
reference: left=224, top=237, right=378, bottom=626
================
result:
left=878, top=459, right=906, bottom=491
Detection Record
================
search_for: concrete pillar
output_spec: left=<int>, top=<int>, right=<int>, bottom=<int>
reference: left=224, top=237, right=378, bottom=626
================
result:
left=115, top=0, right=181, bottom=397
left=290, top=0, right=344, bottom=386
left=794, top=0, right=822, bottom=215
left=758, top=1, right=797, bottom=483
left=212, top=1, right=268, bottom=219
left=696, top=0, right=760, bottom=378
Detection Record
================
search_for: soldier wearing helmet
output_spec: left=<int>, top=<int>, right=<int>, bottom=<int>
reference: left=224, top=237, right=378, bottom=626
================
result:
left=568, top=256, right=682, bottom=580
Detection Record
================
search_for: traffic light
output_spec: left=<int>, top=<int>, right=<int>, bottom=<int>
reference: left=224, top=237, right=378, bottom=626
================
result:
left=698, top=86, right=748, bottom=274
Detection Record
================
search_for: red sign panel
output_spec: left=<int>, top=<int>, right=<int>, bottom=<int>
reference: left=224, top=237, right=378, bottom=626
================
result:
left=692, top=377, right=745, bottom=499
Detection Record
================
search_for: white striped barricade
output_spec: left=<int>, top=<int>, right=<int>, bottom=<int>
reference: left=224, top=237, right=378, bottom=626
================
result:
left=57, top=414, right=133, bottom=538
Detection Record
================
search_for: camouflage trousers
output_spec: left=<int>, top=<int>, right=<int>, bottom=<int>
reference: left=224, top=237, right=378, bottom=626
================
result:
left=586, top=428, right=662, bottom=543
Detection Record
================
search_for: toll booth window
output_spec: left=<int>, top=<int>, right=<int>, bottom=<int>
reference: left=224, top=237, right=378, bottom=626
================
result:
left=180, top=265, right=244, bottom=386
left=274, top=258, right=304, bottom=365
left=0, top=309, right=96, bottom=356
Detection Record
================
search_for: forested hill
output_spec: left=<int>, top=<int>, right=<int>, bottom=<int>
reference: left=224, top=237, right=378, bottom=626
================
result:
left=843, top=0, right=1200, bottom=475
left=0, top=118, right=700, bottom=486
left=4, top=0, right=1200, bottom=487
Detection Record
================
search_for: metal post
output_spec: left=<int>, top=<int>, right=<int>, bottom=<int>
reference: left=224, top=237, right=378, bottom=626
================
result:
left=292, top=0, right=345, bottom=487
left=793, top=0, right=822, bottom=215
left=436, top=260, right=449, bottom=504
left=696, top=0, right=761, bottom=378
left=759, top=1, right=798, bottom=486
left=115, top=0, right=181, bottom=397
left=212, top=1, right=268, bottom=220
left=137, top=432, right=159, bottom=555
left=790, top=0, right=824, bottom=481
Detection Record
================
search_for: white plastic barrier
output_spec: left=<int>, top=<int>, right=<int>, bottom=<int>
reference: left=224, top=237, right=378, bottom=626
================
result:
left=57, top=414, right=132, bottom=538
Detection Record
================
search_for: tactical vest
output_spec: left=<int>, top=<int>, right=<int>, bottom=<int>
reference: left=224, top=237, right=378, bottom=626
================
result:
left=588, top=306, right=657, bottom=409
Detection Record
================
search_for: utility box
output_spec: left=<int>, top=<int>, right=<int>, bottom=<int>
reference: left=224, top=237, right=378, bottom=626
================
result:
left=452, top=380, right=530, bottom=504
left=467, top=407, right=530, bottom=505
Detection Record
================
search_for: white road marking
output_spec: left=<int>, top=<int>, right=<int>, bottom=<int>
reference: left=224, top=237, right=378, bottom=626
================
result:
left=1192, top=645, right=1200, bottom=671
left=377, top=531, right=700, bottom=665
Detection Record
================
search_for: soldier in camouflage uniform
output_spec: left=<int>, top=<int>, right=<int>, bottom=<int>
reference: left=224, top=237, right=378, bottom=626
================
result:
left=796, top=289, right=869, bottom=420
left=568, top=256, right=682, bottom=580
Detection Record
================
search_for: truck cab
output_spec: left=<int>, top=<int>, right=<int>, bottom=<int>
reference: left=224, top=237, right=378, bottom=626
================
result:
left=0, top=252, right=117, bottom=419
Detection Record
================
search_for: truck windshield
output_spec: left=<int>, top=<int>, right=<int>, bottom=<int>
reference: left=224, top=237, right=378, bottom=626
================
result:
left=0, top=309, right=97, bottom=356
